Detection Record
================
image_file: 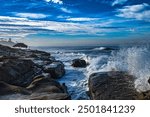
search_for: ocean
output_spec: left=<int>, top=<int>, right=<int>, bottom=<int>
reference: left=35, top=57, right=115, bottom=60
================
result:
left=35, top=45, right=150, bottom=100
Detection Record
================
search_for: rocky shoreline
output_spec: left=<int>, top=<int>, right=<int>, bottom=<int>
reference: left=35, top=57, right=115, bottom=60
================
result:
left=0, top=44, right=150, bottom=100
left=0, top=44, right=70, bottom=100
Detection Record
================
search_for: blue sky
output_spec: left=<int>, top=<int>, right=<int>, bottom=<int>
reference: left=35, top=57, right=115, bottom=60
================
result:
left=0, top=0, right=150, bottom=46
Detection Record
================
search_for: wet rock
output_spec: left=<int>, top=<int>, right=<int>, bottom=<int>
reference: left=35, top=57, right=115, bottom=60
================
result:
left=0, top=59, right=39, bottom=87
left=102, top=47, right=116, bottom=51
left=0, top=81, right=30, bottom=95
left=61, top=83, right=68, bottom=94
left=43, top=61, right=65, bottom=79
left=72, top=59, right=87, bottom=68
left=137, top=90, right=150, bottom=100
left=0, top=44, right=69, bottom=100
left=88, top=71, right=138, bottom=100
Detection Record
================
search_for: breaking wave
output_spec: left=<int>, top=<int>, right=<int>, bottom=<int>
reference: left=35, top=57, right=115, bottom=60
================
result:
left=86, top=46, right=150, bottom=92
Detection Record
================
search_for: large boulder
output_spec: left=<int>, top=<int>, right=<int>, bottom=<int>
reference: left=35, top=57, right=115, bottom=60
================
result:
left=72, top=59, right=87, bottom=68
left=88, top=71, right=138, bottom=100
left=43, top=61, right=65, bottom=79
left=0, top=59, right=39, bottom=87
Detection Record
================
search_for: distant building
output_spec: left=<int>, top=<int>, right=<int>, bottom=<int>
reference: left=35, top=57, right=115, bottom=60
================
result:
left=0, top=38, right=15, bottom=47
left=8, top=38, right=12, bottom=42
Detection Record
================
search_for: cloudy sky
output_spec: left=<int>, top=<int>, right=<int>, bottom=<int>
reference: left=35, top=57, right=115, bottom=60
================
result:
left=0, top=0, right=150, bottom=46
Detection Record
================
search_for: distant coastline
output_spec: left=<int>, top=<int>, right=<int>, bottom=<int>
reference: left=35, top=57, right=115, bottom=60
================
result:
left=0, top=38, right=16, bottom=47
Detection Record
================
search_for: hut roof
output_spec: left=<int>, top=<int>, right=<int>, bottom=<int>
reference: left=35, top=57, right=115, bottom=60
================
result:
left=13, top=43, right=28, bottom=48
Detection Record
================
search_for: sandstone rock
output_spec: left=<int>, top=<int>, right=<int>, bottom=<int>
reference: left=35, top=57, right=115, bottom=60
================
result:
left=43, top=61, right=65, bottom=79
left=26, top=76, right=70, bottom=100
left=137, top=90, right=150, bottom=100
left=72, top=59, right=87, bottom=68
left=88, top=71, right=138, bottom=100
left=26, top=77, right=64, bottom=93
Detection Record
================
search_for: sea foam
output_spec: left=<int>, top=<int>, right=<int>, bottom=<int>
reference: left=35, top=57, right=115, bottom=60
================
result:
left=85, top=46, right=150, bottom=92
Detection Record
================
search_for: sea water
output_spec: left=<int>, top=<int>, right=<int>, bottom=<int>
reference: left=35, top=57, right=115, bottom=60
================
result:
left=36, top=45, right=150, bottom=99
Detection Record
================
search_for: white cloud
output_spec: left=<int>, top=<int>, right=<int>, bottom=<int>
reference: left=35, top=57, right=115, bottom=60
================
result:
left=112, top=0, right=128, bottom=6
left=60, top=7, right=72, bottom=13
left=15, top=13, right=48, bottom=19
left=0, top=16, right=134, bottom=40
left=66, top=17, right=100, bottom=21
left=0, top=16, right=116, bottom=39
left=45, top=0, right=63, bottom=4
left=116, top=3, right=150, bottom=22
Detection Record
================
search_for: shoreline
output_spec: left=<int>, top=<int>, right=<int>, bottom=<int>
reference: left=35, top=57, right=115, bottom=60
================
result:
left=0, top=44, right=70, bottom=100
left=0, top=44, right=150, bottom=100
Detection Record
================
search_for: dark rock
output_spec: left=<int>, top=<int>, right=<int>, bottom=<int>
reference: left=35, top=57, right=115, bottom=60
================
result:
left=13, top=43, right=28, bottom=48
left=0, top=81, right=31, bottom=95
left=0, top=44, right=70, bottom=100
left=103, top=47, right=116, bottom=51
left=43, top=61, right=65, bottom=79
left=0, top=59, right=39, bottom=87
left=26, top=76, right=70, bottom=100
left=30, top=93, right=71, bottom=100
left=137, top=90, right=150, bottom=100
left=61, top=83, right=68, bottom=94
left=148, top=78, right=150, bottom=84
left=72, top=59, right=87, bottom=68
left=88, top=71, right=138, bottom=100
left=28, top=53, right=38, bottom=58
left=0, top=56, right=19, bottom=62
left=30, top=50, right=51, bottom=60
left=26, top=77, right=63, bottom=93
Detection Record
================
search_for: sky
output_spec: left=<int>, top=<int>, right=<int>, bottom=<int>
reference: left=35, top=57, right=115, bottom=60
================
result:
left=0, top=0, right=150, bottom=46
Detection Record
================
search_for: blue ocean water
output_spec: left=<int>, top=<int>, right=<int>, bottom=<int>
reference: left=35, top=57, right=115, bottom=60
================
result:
left=35, top=45, right=150, bottom=99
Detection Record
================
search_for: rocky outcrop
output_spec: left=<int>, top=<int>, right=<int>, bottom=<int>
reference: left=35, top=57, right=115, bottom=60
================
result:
left=0, top=76, right=70, bottom=100
left=72, top=59, right=87, bottom=68
left=43, top=61, right=65, bottom=79
left=0, top=44, right=69, bottom=100
left=88, top=71, right=138, bottom=100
